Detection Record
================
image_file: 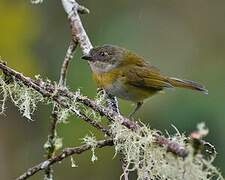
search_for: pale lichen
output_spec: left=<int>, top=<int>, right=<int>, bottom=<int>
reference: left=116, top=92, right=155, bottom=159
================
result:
left=0, top=74, right=103, bottom=123
left=44, top=136, right=63, bottom=152
left=54, top=137, right=63, bottom=151
left=43, top=174, right=53, bottom=180
left=51, top=88, right=82, bottom=123
left=0, top=75, right=43, bottom=120
left=0, top=77, right=8, bottom=114
left=70, top=156, right=78, bottom=168
left=56, top=105, right=71, bottom=123
left=110, top=121, right=224, bottom=180
left=83, top=106, right=102, bottom=123
left=57, top=88, right=103, bottom=123
left=95, top=89, right=107, bottom=106
left=82, top=134, right=98, bottom=162
left=82, top=89, right=106, bottom=122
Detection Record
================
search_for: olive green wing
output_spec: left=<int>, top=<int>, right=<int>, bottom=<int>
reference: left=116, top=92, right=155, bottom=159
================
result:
left=122, top=65, right=173, bottom=90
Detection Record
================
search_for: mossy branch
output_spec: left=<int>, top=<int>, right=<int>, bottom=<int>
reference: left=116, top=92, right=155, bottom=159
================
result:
left=0, top=0, right=223, bottom=180
left=16, top=139, right=114, bottom=180
left=0, top=61, right=223, bottom=180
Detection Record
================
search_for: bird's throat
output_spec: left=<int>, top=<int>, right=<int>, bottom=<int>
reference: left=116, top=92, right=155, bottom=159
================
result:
left=89, top=61, right=117, bottom=73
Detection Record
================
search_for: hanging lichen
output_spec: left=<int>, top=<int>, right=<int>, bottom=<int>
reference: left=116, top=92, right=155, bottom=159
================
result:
left=110, top=121, right=224, bottom=180
left=0, top=75, right=43, bottom=120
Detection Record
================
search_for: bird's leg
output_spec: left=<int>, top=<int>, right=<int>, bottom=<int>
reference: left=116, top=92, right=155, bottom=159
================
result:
left=97, top=88, right=120, bottom=113
left=129, top=101, right=143, bottom=117
left=106, top=92, right=120, bottom=114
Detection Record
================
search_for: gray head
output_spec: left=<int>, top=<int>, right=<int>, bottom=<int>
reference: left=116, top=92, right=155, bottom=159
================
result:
left=82, top=44, right=125, bottom=72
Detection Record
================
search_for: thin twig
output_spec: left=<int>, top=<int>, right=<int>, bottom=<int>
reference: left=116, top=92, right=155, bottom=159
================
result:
left=16, top=139, right=113, bottom=180
left=61, top=0, right=93, bottom=55
left=44, top=2, right=93, bottom=177
left=44, top=40, right=78, bottom=179
left=59, top=40, right=78, bottom=87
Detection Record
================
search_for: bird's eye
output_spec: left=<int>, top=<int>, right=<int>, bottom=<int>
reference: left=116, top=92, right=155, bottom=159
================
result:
left=99, top=51, right=108, bottom=56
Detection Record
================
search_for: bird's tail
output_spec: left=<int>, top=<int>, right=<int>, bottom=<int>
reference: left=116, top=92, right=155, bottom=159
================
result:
left=168, top=77, right=208, bottom=94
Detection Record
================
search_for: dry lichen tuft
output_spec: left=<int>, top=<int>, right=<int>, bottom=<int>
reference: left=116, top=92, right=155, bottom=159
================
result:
left=82, top=134, right=98, bottom=162
left=110, top=121, right=224, bottom=180
left=0, top=75, right=43, bottom=120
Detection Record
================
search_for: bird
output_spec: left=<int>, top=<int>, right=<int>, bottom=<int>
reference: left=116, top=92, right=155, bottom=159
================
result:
left=82, top=44, right=208, bottom=117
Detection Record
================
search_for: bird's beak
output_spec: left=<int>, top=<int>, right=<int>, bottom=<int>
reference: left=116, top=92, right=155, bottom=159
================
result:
left=81, top=54, right=93, bottom=61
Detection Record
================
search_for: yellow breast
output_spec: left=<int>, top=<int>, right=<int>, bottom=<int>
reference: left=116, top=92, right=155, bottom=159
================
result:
left=92, top=69, right=121, bottom=88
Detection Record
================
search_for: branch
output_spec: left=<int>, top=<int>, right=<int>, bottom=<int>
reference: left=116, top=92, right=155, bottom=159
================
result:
left=0, top=1, right=222, bottom=179
left=59, top=40, right=78, bottom=87
left=154, top=134, right=188, bottom=158
left=0, top=1, right=221, bottom=180
left=61, top=0, right=93, bottom=55
left=0, top=61, right=188, bottom=158
left=16, top=139, right=113, bottom=180
left=0, top=61, right=110, bottom=136
left=3, top=62, right=222, bottom=179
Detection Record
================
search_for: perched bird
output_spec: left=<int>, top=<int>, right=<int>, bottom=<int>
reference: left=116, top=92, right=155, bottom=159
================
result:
left=82, top=44, right=208, bottom=116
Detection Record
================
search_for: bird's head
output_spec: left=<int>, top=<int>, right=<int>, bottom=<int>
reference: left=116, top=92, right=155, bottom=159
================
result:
left=82, top=44, right=125, bottom=72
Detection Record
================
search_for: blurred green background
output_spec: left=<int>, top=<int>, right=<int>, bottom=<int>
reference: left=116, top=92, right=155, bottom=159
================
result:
left=0, top=0, right=225, bottom=179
